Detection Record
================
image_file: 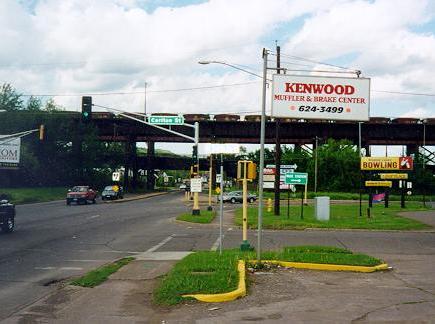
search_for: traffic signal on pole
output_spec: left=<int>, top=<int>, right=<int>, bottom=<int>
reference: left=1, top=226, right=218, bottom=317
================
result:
left=192, top=145, right=198, bottom=164
left=39, top=124, right=45, bottom=141
left=81, top=96, right=92, bottom=122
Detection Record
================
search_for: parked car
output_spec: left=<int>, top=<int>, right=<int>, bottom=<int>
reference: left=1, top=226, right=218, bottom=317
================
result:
left=101, top=185, right=124, bottom=201
left=179, top=183, right=187, bottom=190
left=0, top=197, right=15, bottom=233
left=66, top=186, right=98, bottom=205
left=219, top=191, right=257, bottom=203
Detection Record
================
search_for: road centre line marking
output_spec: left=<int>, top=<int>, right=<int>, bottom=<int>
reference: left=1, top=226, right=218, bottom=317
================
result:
left=145, top=235, right=174, bottom=253
left=90, top=215, right=100, bottom=219
left=34, top=267, right=56, bottom=270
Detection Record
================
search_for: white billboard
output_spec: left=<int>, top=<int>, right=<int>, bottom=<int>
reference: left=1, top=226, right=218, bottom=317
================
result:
left=0, top=137, right=21, bottom=168
left=271, top=74, right=370, bottom=121
left=200, top=143, right=240, bottom=155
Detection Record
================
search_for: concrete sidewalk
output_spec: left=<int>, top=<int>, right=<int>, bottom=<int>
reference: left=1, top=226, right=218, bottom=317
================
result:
left=5, top=210, right=435, bottom=323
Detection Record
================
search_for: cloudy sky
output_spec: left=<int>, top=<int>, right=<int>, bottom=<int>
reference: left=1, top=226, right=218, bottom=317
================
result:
left=1, top=0, right=434, bottom=154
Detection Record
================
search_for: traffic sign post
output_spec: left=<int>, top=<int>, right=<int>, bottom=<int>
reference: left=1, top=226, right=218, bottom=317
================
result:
left=285, top=172, right=308, bottom=185
left=285, top=172, right=308, bottom=220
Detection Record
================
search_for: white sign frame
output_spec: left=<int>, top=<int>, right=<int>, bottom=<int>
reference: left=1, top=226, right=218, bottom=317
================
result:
left=271, top=74, right=370, bottom=121
left=112, top=172, right=121, bottom=181
left=0, top=137, right=21, bottom=167
left=190, top=178, right=202, bottom=192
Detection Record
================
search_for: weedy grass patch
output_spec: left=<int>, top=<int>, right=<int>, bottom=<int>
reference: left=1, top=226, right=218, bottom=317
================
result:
left=154, top=246, right=383, bottom=305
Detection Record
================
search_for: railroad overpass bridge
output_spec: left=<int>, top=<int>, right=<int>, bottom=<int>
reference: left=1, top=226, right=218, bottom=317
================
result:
left=91, top=113, right=434, bottom=189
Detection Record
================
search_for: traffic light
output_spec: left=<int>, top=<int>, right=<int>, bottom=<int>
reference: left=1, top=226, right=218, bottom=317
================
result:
left=81, top=96, right=92, bottom=122
left=192, top=145, right=198, bottom=164
left=39, top=124, right=45, bottom=141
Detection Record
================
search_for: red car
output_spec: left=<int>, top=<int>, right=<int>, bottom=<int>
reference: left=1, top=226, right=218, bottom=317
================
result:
left=66, top=186, right=98, bottom=205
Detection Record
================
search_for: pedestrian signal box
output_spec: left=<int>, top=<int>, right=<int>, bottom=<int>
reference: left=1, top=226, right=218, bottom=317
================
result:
left=237, top=160, right=256, bottom=181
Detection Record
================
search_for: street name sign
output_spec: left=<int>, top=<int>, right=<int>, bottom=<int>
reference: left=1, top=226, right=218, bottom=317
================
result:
left=148, top=115, right=184, bottom=125
left=365, top=181, right=392, bottom=187
left=379, top=173, right=409, bottom=180
left=285, top=172, right=308, bottom=185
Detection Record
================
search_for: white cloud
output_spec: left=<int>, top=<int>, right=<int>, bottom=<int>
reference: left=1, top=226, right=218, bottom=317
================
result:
left=400, top=107, right=431, bottom=118
left=0, top=0, right=434, bottom=121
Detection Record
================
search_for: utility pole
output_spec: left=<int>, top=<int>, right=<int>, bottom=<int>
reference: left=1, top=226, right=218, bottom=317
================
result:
left=314, top=136, right=318, bottom=193
left=144, top=82, right=147, bottom=120
left=274, top=43, right=281, bottom=216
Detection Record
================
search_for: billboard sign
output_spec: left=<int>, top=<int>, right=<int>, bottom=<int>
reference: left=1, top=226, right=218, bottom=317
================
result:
left=271, top=74, right=370, bottom=121
left=361, top=157, right=413, bottom=170
left=0, top=137, right=20, bottom=169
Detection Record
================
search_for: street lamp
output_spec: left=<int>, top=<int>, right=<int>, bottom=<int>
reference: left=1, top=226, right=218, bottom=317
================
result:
left=198, top=60, right=265, bottom=79
left=199, top=51, right=269, bottom=261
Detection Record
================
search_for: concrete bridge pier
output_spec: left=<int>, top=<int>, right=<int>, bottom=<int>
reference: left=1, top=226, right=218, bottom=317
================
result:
left=146, top=141, right=155, bottom=190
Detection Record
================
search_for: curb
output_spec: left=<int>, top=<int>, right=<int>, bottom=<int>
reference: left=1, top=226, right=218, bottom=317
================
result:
left=105, top=191, right=169, bottom=203
left=182, top=258, right=388, bottom=303
left=182, top=260, right=246, bottom=303
left=248, top=260, right=389, bottom=273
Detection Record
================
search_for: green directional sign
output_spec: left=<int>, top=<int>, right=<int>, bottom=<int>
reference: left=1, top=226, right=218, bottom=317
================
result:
left=148, top=115, right=184, bottom=125
left=285, top=172, right=308, bottom=185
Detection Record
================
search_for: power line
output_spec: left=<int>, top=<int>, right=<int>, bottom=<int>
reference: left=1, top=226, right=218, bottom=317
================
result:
left=372, top=90, right=435, bottom=97
left=21, top=81, right=260, bottom=97
left=270, top=52, right=358, bottom=72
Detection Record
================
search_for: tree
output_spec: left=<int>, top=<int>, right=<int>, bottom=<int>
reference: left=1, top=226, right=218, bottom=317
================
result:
left=308, top=139, right=360, bottom=191
left=26, top=96, right=42, bottom=111
left=44, top=98, right=64, bottom=112
left=0, top=83, right=23, bottom=111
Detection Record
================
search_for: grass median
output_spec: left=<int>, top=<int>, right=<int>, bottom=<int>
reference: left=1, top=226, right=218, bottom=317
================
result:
left=235, top=201, right=430, bottom=230
left=154, top=246, right=383, bottom=305
left=70, top=257, right=134, bottom=288
left=0, top=187, right=68, bottom=204
left=176, top=210, right=216, bottom=223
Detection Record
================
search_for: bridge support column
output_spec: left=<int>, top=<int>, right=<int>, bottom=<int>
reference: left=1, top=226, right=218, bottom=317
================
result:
left=73, top=120, right=83, bottom=183
left=406, top=144, right=418, bottom=156
left=131, top=140, right=138, bottom=190
left=147, top=141, right=155, bottom=191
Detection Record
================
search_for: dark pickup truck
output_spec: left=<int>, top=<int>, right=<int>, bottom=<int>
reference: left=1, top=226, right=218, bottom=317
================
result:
left=0, top=199, right=15, bottom=233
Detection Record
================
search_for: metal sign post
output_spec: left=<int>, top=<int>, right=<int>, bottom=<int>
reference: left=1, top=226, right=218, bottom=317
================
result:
left=285, top=172, right=308, bottom=220
left=93, top=104, right=201, bottom=216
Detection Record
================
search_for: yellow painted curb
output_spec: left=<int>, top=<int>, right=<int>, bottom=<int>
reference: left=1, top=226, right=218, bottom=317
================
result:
left=248, top=260, right=389, bottom=273
left=182, top=258, right=388, bottom=303
left=182, top=260, right=246, bottom=302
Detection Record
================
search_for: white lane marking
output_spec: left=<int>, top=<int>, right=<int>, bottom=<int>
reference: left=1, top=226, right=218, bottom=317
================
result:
left=210, top=236, right=222, bottom=251
left=90, top=215, right=100, bottom=219
left=66, top=260, right=108, bottom=262
left=145, top=235, right=174, bottom=253
left=35, top=266, right=84, bottom=271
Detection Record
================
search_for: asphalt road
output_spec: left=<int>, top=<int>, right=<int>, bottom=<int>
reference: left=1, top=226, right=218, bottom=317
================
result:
left=0, top=192, right=189, bottom=321
left=1, top=192, right=434, bottom=322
